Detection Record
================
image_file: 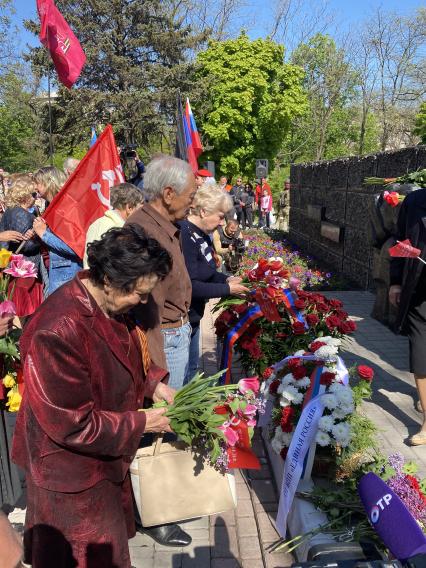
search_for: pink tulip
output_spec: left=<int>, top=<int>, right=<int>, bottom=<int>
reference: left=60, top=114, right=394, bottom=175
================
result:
left=0, top=300, right=16, bottom=318
left=4, top=255, right=37, bottom=279
left=238, top=377, right=260, bottom=395
left=218, top=423, right=239, bottom=447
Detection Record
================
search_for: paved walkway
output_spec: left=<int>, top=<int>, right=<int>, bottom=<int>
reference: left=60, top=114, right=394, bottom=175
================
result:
left=9, top=292, right=425, bottom=567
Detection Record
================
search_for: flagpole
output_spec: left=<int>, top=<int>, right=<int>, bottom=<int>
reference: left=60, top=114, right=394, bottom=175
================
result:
left=47, top=66, right=54, bottom=166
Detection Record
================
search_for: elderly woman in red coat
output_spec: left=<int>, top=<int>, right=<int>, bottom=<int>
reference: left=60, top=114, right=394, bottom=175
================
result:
left=12, top=224, right=174, bottom=568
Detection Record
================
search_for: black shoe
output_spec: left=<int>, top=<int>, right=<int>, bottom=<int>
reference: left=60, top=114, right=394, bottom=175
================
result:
left=137, top=522, right=192, bottom=547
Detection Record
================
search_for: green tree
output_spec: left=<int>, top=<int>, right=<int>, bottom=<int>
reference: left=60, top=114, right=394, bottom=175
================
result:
left=25, top=0, right=207, bottom=155
left=290, top=34, right=358, bottom=161
left=414, top=102, right=426, bottom=144
left=0, top=70, right=45, bottom=172
left=195, top=32, right=306, bottom=177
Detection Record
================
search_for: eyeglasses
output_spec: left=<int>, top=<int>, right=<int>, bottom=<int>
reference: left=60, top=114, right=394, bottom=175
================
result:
left=237, top=179, right=242, bottom=182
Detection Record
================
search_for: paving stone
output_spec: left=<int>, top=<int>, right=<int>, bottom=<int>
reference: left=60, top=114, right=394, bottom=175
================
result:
left=238, top=535, right=263, bottom=560
left=251, top=480, right=277, bottom=505
left=211, top=559, right=241, bottom=568
left=265, top=550, right=294, bottom=568
left=257, top=512, right=280, bottom=543
left=181, top=545, right=211, bottom=567
left=210, top=526, right=240, bottom=558
left=153, top=551, right=183, bottom=568
left=236, top=482, right=252, bottom=500
left=242, top=560, right=265, bottom=568
left=210, top=510, right=237, bottom=526
left=254, top=501, right=279, bottom=514
left=236, top=515, right=258, bottom=537
left=236, top=499, right=256, bottom=518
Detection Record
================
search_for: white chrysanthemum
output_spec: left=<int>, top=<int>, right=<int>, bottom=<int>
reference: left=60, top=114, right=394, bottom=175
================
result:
left=328, top=382, right=344, bottom=394
left=279, top=397, right=291, bottom=407
left=294, top=349, right=305, bottom=356
left=280, top=384, right=299, bottom=401
left=316, top=430, right=331, bottom=447
left=261, top=378, right=272, bottom=394
left=279, top=374, right=295, bottom=388
left=321, top=393, right=338, bottom=410
left=320, top=336, right=342, bottom=347
left=323, top=365, right=337, bottom=373
left=331, top=422, right=350, bottom=441
left=297, top=377, right=311, bottom=388
left=315, top=345, right=338, bottom=361
left=271, top=436, right=284, bottom=455
left=334, top=387, right=353, bottom=406
left=332, top=403, right=355, bottom=419
left=318, top=415, right=334, bottom=432
left=337, top=436, right=351, bottom=448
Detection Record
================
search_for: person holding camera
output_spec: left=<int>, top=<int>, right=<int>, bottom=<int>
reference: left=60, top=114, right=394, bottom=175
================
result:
left=179, top=185, right=249, bottom=383
left=120, top=146, right=145, bottom=191
left=212, top=219, right=241, bottom=272
left=241, top=182, right=255, bottom=229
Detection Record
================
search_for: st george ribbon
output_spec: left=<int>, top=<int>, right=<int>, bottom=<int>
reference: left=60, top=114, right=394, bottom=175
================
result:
left=260, top=352, right=349, bottom=537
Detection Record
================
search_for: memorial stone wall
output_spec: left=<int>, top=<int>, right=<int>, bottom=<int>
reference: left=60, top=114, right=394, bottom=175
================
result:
left=289, top=146, right=426, bottom=289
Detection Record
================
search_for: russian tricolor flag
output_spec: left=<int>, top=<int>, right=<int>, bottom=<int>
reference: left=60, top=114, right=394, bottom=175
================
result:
left=175, top=95, right=203, bottom=172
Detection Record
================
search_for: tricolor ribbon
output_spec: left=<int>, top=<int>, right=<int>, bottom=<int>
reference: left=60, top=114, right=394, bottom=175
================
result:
left=219, top=305, right=263, bottom=385
left=282, top=289, right=308, bottom=328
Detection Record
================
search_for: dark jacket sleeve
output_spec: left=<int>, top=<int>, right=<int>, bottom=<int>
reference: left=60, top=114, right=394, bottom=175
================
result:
left=180, top=227, right=230, bottom=300
left=389, top=198, right=408, bottom=286
left=0, top=208, right=40, bottom=255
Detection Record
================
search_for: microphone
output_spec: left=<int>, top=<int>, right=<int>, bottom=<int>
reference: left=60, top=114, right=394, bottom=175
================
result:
left=358, top=472, right=426, bottom=562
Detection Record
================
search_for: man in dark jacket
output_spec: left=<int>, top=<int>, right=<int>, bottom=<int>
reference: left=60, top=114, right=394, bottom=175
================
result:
left=389, top=186, right=426, bottom=445
left=229, top=176, right=244, bottom=225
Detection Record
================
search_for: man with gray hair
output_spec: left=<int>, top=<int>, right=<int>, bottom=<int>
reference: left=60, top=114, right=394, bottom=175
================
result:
left=125, top=155, right=196, bottom=547
left=63, top=157, right=80, bottom=178
left=83, top=182, right=144, bottom=267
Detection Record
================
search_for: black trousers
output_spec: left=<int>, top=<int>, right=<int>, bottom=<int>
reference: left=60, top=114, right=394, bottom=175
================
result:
left=241, top=207, right=253, bottom=229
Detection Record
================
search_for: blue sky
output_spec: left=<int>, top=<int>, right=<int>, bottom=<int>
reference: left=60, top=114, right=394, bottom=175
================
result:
left=11, top=0, right=425, bottom=53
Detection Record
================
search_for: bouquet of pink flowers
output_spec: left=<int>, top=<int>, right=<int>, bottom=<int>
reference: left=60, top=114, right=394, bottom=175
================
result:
left=154, top=372, right=264, bottom=470
left=0, top=248, right=38, bottom=411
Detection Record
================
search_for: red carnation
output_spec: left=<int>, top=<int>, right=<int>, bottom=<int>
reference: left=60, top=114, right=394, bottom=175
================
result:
left=287, top=358, right=301, bottom=369
left=292, top=321, right=306, bottom=335
left=306, top=313, right=319, bottom=326
left=357, top=365, right=374, bottom=381
left=262, top=367, right=274, bottom=379
left=320, top=371, right=336, bottom=386
left=294, top=299, right=306, bottom=310
left=292, top=366, right=308, bottom=380
left=280, top=406, right=295, bottom=432
left=335, top=309, right=349, bottom=319
left=310, top=341, right=326, bottom=352
left=296, top=289, right=308, bottom=299
left=269, top=379, right=280, bottom=394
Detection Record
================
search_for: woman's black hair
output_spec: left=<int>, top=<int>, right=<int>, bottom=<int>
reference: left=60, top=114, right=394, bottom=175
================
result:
left=87, top=224, right=172, bottom=292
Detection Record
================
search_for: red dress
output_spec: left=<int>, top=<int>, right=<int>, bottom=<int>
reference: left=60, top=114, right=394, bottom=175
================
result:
left=12, top=273, right=168, bottom=568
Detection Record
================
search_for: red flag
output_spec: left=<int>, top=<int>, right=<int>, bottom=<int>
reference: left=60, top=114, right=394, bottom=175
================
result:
left=37, top=0, right=86, bottom=88
left=389, top=239, right=421, bottom=258
left=43, top=125, right=124, bottom=258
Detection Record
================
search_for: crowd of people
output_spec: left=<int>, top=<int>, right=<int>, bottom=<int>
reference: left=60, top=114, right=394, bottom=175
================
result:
left=0, top=154, right=255, bottom=567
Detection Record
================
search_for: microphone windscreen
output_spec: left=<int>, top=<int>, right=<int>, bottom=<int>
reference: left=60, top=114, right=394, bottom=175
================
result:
left=358, top=472, right=426, bottom=561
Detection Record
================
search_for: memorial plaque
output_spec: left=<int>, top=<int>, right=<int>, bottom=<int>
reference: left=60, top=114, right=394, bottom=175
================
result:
left=321, top=221, right=343, bottom=243
left=307, top=204, right=324, bottom=222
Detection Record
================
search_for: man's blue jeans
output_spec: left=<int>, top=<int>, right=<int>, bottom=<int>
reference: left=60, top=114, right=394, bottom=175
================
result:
left=161, top=321, right=191, bottom=390
left=185, top=324, right=201, bottom=385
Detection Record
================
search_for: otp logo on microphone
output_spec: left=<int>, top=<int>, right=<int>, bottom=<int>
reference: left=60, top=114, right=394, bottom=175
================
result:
left=370, top=494, right=392, bottom=523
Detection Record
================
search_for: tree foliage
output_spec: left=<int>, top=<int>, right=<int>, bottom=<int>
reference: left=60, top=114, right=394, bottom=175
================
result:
left=290, top=33, right=358, bottom=161
left=413, top=102, right=426, bottom=145
left=24, top=0, right=207, bottom=155
left=195, top=32, right=306, bottom=177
